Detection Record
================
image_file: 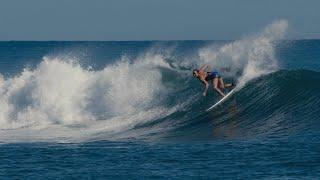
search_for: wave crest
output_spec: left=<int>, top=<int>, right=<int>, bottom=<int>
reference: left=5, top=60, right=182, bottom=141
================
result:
left=198, top=20, right=288, bottom=87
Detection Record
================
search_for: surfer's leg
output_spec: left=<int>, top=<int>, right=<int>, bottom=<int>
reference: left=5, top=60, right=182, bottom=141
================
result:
left=218, top=78, right=225, bottom=90
left=213, top=78, right=225, bottom=97
left=220, top=78, right=233, bottom=88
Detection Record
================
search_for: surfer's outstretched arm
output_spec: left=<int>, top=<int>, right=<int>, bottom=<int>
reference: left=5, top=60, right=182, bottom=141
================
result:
left=200, top=78, right=209, bottom=96
left=199, top=64, right=210, bottom=71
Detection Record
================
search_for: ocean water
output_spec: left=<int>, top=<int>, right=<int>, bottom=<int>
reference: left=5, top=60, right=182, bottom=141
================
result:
left=1, top=21, right=320, bottom=179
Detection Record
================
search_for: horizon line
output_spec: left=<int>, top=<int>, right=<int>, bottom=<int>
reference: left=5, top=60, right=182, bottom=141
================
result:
left=0, top=38, right=319, bottom=42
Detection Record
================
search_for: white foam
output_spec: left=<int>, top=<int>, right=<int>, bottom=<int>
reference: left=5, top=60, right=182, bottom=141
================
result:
left=197, top=20, right=288, bottom=87
left=0, top=53, right=177, bottom=142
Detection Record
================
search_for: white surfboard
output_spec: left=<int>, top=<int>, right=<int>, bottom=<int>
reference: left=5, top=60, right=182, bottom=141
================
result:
left=206, top=88, right=236, bottom=111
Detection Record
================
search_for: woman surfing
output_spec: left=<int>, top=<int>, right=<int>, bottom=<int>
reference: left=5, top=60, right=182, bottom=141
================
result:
left=192, top=64, right=234, bottom=97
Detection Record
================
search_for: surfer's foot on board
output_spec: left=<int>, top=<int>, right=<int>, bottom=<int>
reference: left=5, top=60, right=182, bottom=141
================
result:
left=226, top=82, right=236, bottom=88
left=219, top=82, right=235, bottom=98
left=224, top=82, right=236, bottom=89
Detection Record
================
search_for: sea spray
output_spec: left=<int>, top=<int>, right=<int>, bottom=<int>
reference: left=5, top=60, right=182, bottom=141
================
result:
left=198, top=20, right=288, bottom=87
left=0, top=54, right=172, bottom=128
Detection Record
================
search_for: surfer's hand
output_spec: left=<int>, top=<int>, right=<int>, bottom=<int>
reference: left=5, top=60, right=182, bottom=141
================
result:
left=203, top=92, right=207, bottom=96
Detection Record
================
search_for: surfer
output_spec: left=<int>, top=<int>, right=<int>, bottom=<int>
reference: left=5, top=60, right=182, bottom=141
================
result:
left=192, top=64, right=233, bottom=97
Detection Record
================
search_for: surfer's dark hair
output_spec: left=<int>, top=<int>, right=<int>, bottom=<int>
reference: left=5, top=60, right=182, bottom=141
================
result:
left=192, top=69, right=199, bottom=76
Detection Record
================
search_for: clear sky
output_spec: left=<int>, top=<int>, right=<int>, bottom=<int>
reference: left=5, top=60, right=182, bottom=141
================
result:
left=0, top=0, right=319, bottom=40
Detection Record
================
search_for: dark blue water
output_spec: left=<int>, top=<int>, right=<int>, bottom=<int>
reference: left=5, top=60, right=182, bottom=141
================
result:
left=1, top=135, right=319, bottom=179
left=0, top=39, right=320, bottom=179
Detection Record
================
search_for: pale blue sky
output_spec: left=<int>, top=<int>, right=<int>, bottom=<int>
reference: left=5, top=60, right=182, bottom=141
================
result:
left=0, top=0, right=319, bottom=40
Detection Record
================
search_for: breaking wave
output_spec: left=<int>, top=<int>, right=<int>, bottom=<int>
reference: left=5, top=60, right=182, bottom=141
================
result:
left=3, top=20, right=316, bottom=143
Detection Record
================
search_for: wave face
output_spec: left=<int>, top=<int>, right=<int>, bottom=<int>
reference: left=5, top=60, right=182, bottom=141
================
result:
left=0, top=20, right=319, bottom=143
left=167, top=70, right=320, bottom=141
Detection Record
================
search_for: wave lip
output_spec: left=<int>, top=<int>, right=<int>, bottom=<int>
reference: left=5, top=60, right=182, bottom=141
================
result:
left=197, top=20, right=288, bottom=88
